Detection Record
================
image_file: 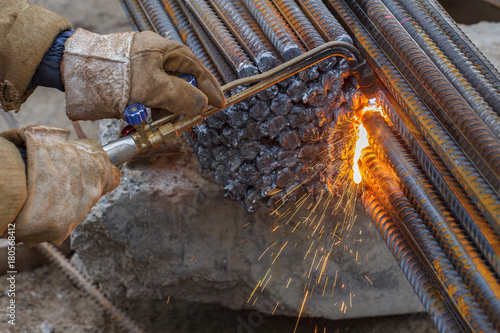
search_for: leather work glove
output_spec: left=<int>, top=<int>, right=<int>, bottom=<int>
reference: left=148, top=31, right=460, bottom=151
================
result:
left=63, top=28, right=225, bottom=121
left=1, top=126, right=120, bottom=246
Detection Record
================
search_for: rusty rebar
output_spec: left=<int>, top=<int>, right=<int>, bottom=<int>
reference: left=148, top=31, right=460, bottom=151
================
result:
left=181, top=0, right=258, bottom=78
left=242, top=0, right=304, bottom=61
left=363, top=110, right=500, bottom=328
left=360, top=149, right=497, bottom=333
left=121, top=0, right=154, bottom=32
left=37, top=243, right=143, bottom=333
left=361, top=190, right=462, bottom=333
left=325, top=0, right=500, bottom=235
left=381, top=0, right=500, bottom=139
left=138, top=0, right=182, bottom=42
left=417, top=0, right=500, bottom=98
left=296, top=0, right=352, bottom=44
left=271, top=0, right=325, bottom=50
left=378, top=90, right=500, bottom=278
left=234, top=1, right=283, bottom=63
left=160, top=0, right=230, bottom=84
left=360, top=0, right=500, bottom=191
left=209, top=0, right=277, bottom=72
left=118, top=0, right=139, bottom=30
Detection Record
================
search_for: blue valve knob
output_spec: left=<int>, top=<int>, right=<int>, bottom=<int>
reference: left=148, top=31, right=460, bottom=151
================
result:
left=123, top=103, right=148, bottom=125
left=178, top=74, right=198, bottom=88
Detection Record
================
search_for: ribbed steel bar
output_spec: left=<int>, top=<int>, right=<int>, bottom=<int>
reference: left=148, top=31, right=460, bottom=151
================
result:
left=378, top=89, right=500, bottom=278
left=380, top=0, right=500, bottom=139
left=361, top=190, right=463, bottom=332
left=343, top=0, right=500, bottom=196
left=161, top=0, right=232, bottom=84
left=361, top=190, right=462, bottom=333
left=118, top=0, right=139, bottom=30
left=325, top=0, right=500, bottom=235
left=297, top=0, right=352, bottom=44
left=271, top=0, right=325, bottom=50
left=363, top=111, right=500, bottom=328
left=122, top=0, right=154, bottom=32
left=208, top=0, right=277, bottom=72
left=360, top=149, right=497, bottom=333
left=417, top=0, right=500, bottom=95
left=358, top=0, right=500, bottom=192
left=234, top=1, right=283, bottom=63
left=138, top=0, right=182, bottom=42
left=242, top=0, right=304, bottom=61
left=400, top=0, right=500, bottom=114
left=37, top=243, right=144, bottom=333
left=182, top=0, right=258, bottom=78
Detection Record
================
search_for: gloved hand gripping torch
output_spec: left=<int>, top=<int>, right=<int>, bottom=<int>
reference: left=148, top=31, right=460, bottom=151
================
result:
left=103, top=41, right=377, bottom=166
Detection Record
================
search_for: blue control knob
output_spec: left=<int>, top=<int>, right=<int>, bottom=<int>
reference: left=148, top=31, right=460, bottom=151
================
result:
left=178, top=74, right=198, bottom=88
left=123, top=103, right=148, bottom=125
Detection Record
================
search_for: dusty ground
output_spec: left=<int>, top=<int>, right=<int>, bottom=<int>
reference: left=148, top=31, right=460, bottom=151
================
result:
left=0, top=264, right=436, bottom=333
left=0, top=0, right=498, bottom=332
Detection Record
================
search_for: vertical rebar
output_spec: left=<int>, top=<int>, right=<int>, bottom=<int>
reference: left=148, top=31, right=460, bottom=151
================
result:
left=360, top=149, right=497, bottom=333
left=234, top=1, right=283, bottom=63
left=296, top=0, right=352, bottom=43
left=138, top=0, right=182, bottom=42
left=161, top=0, right=230, bottom=84
left=361, top=191, right=462, bottom=333
left=363, top=110, right=500, bottom=328
left=182, top=0, right=258, bottom=78
left=209, top=0, right=277, bottom=72
left=271, top=0, right=325, bottom=50
left=242, top=0, right=304, bottom=61
left=381, top=0, right=500, bottom=139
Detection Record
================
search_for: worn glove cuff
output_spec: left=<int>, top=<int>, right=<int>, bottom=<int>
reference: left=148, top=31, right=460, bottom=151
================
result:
left=27, top=30, right=74, bottom=91
left=63, top=28, right=137, bottom=121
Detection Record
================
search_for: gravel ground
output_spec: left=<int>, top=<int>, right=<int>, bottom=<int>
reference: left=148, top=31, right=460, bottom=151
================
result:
left=0, top=0, right=498, bottom=332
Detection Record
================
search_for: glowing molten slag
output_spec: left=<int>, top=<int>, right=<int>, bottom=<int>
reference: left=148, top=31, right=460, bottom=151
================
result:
left=352, top=122, right=369, bottom=184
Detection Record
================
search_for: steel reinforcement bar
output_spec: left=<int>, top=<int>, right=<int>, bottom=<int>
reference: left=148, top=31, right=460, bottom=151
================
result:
left=120, top=1, right=500, bottom=331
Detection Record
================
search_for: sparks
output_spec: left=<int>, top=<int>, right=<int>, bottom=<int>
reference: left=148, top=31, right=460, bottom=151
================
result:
left=294, top=291, right=309, bottom=333
left=352, top=122, right=369, bottom=184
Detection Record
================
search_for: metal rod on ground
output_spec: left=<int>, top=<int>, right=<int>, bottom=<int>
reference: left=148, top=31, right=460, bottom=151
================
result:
left=37, top=243, right=144, bottom=333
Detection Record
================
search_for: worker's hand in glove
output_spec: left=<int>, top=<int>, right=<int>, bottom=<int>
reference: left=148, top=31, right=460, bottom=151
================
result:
left=1, top=126, right=120, bottom=246
left=62, top=28, right=225, bottom=121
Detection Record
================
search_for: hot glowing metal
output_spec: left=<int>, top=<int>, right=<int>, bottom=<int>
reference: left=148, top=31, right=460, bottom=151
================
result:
left=353, top=123, right=369, bottom=184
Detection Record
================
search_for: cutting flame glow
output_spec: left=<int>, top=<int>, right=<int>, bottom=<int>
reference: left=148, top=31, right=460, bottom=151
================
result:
left=352, top=122, right=369, bottom=184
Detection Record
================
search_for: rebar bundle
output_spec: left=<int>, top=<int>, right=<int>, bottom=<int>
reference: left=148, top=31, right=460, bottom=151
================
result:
left=118, top=0, right=500, bottom=331
left=121, top=0, right=355, bottom=211
left=326, top=0, right=500, bottom=331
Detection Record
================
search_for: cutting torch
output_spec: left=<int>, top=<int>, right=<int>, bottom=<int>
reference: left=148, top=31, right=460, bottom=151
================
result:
left=103, top=41, right=376, bottom=166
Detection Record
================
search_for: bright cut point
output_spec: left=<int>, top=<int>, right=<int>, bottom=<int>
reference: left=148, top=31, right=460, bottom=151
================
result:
left=353, top=123, right=369, bottom=184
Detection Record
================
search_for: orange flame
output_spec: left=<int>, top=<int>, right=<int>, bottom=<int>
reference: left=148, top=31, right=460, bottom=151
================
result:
left=352, top=122, right=369, bottom=184
left=352, top=102, right=384, bottom=184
